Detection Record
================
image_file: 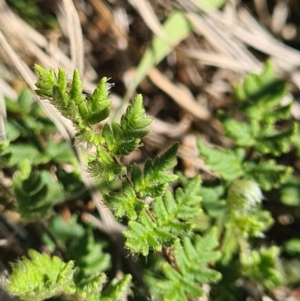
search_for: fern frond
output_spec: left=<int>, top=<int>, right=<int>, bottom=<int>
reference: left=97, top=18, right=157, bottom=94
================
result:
left=13, top=160, right=53, bottom=221
left=255, top=123, right=298, bottom=156
left=69, top=228, right=111, bottom=277
left=245, top=159, right=292, bottom=190
left=230, top=209, right=273, bottom=238
left=35, top=65, right=153, bottom=183
left=102, top=94, right=152, bottom=155
left=86, top=77, right=112, bottom=124
left=223, top=60, right=297, bottom=156
left=158, top=228, right=221, bottom=301
left=124, top=176, right=202, bottom=255
left=222, top=118, right=257, bottom=147
left=7, top=249, right=131, bottom=301
left=124, top=211, right=166, bottom=256
left=101, top=274, right=132, bottom=301
left=236, top=60, right=286, bottom=113
left=88, top=148, right=126, bottom=182
left=73, top=274, right=107, bottom=301
left=241, top=246, right=282, bottom=290
left=153, top=176, right=202, bottom=230
left=6, top=249, right=77, bottom=301
left=131, top=143, right=179, bottom=198
left=105, top=180, right=147, bottom=220
left=197, top=140, right=245, bottom=181
left=35, top=65, right=57, bottom=98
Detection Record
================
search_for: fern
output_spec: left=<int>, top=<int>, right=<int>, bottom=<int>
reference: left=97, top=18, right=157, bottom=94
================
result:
left=31, top=65, right=222, bottom=300
left=42, top=215, right=111, bottom=282
left=13, top=160, right=53, bottom=221
left=245, top=159, right=292, bottom=190
left=157, top=228, right=221, bottom=301
left=222, top=60, right=297, bottom=156
left=197, top=139, right=245, bottom=181
left=6, top=249, right=131, bottom=301
left=35, top=64, right=151, bottom=162
left=131, top=143, right=179, bottom=198
left=194, top=61, right=291, bottom=297
left=105, top=180, right=147, bottom=220
left=240, top=246, right=282, bottom=290
left=102, top=94, right=152, bottom=155
left=6, top=249, right=78, bottom=301
left=197, top=140, right=292, bottom=191
left=7, top=63, right=291, bottom=301
left=124, top=176, right=202, bottom=255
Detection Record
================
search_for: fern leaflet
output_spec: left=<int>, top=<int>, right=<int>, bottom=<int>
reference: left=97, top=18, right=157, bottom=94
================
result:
left=124, top=176, right=202, bottom=255
left=103, top=94, right=152, bottom=155
left=131, top=143, right=179, bottom=198
left=197, top=140, right=245, bottom=181
left=158, top=228, right=221, bottom=301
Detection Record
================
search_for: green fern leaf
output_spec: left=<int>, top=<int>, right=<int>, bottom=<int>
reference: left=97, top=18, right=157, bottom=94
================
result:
left=236, top=60, right=285, bottom=112
left=69, top=228, right=111, bottom=277
left=197, top=140, right=245, bottom=181
left=35, top=65, right=113, bottom=127
left=6, top=249, right=76, bottom=301
left=241, top=246, right=282, bottom=290
left=230, top=209, right=273, bottom=238
left=85, top=77, right=112, bottom=124
left=101, top=274, right=132, bottom=301
left=263, top=102, right=293, bottom=122
left=73, top=274, right=107, bottom=301
left=103, top=94, right=152, bottom=155
left=227, top=60, right=297, bottom=156
left=131, top=143, right=178, bottom=198
left=13, top=160, right=53, bottom=221
left=245, top=159, right=292, bottom=190
left=35, top=64, right=57, bottom=98
left=88, top=148, right=126, bottom=182
left=154, top=176, right=202, bottom=231
left=222, top=118, right=257, bottom=147
left=124, top=177, right=202, bottom=255
left=158, top=228, right=221, bottom=300
left=124, top=211, right=164, bottom=255
left=223, top=119, right=297, bottom=156
left=120, top=94, right=152, bottom=130
left=255, top=123, right=298, bottom=156
left=69, top=69, right=84, bottom=103
left=105, top=180, right=147, bottom=220
left=7, top=248, right=124, bottom=301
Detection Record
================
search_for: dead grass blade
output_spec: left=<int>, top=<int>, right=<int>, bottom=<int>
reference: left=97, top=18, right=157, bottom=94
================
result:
left=236, top=8, right=300, bottom=70
left=183, top=48, right=251, bottom=72
left=60, top=0, right=84, bottom=73
left=148, top=67, right=210, bottom=121
left=186, top=11, right=261, bottom=73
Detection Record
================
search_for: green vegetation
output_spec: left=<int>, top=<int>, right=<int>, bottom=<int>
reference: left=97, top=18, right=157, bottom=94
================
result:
left=2, top=61, right=300, bottom=301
